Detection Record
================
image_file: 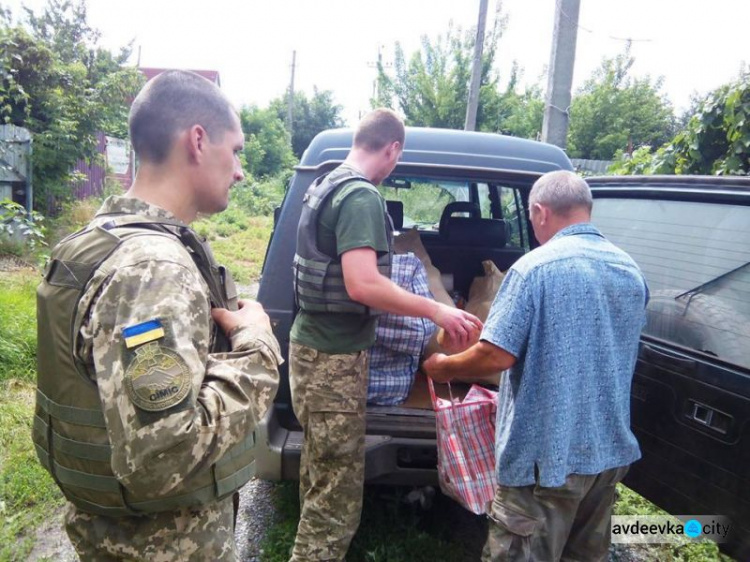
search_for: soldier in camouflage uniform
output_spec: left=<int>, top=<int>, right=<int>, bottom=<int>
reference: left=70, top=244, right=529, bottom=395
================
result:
left=289, top=109, right=482, bottom=561
left=35, top=70, right=281, bottom=561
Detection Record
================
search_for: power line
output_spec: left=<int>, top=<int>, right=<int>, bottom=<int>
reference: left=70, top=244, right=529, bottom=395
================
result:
left=559, top=8, right=654, bottom=43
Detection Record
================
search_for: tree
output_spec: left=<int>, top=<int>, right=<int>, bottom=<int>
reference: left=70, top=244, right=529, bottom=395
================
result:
left=371, top=5, right=544, bottom=139
left=271, top=88, right=344, bottom=159
left=0, top=0, right=143, bottom=210
left=239, top=105, right=295, bottom=178
left=479, top=63, right=544, bottom=139
left=372, top=15, right=503, bottom=130
left=610, top=73, right=750, bottom=175
left=567, top=46, right=676, bottom=160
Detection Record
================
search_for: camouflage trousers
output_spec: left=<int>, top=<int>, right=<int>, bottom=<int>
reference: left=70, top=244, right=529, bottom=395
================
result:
left=288, top=342, right=369, bottom=562
left=482, top=465, right=629, bottom=562
left=65, top=495, right=237, bottom=561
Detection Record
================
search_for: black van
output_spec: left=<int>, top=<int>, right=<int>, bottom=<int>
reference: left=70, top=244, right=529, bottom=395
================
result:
left=254, top=127, right=749, bottom=560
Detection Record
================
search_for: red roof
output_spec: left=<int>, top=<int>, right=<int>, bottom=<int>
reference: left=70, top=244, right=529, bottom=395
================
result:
left=139, top=67, right=221, bottom=87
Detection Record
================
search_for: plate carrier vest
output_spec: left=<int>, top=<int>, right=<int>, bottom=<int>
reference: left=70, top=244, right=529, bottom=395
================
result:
left=292, top=167, right=393, bottom=314
left=33, top=215, right=257, bottom=517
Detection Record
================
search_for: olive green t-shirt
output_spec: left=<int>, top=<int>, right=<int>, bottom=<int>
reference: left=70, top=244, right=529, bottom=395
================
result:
left=290, top=169, right=390, bottom=354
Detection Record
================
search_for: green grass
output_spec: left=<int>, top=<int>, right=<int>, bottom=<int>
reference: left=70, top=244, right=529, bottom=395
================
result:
left=260, top=483, right=467, bottom=562
left=0, top=272, right=39, bottom=384
left=0, top=272, right=64, bottom=562
left=257, top=481, right=731, bottom=562
left=0, top=381, right=65, bottom=561
left=194, top=210, right=273, bottom=284
left=612, top=485, right=731, bottom=561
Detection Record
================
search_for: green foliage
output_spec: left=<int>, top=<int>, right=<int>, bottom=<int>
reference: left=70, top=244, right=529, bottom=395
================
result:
left=373, top=16, right=501, bottom=130
left=613, top=485, right=730, bottom=561
left=665, top=74, right=750, bottom=175
left=608, top=145, right=659, bottom=175
left=372, top=6, right=543, bottom=140
left=568, top=46, right=675, bottom=160
left=0, top=272, right=63, bottom=557
left=260, top=483, right=466, bottom=562
left=0, top=199, right=46, bottom=256
left=271, top=88, right=345, bottom=158
left=480, top=63, right=545, bottom=139
left=609, top=73, right=750, bottom=176
left=229, top=175, right=288, bottom=217
left=241, top=87, right=343, bottom=176
left=0, top=380, right=65, bottom=561
left=0, top=0, right=143, bottom=210
left=193, top=204, right=274, bottom=284
left=0, top=272, right=38, bottom=383
left=239, top=105, right=296, bottom=178
left=378, top=182, right=455, bottom=228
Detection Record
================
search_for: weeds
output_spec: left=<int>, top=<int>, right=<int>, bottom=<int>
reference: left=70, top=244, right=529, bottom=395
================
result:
left=0, top=273, right=64, bottom=561
left=260, top=483, right=467, bottom=562
left=0, top=272, right=38, bottom=384
left=612, top=485, right=731, bottom=561
left=194, top=213, right=273, bottom=284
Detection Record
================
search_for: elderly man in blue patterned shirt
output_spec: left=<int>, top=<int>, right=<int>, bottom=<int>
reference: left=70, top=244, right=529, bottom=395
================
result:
left=424, top=170, right=648, bottom=562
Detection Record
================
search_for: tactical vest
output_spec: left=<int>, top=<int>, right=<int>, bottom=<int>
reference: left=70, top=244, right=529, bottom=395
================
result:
left=33, top=214, right=256, bottom=517
left=293, top=167, right=394, bottom=314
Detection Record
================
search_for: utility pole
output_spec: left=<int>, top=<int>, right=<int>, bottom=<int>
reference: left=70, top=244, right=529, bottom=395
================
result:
left=464, top=0, right=488, bottom=131
left=366, top=45, right=392, bottom=102
left=287, top=50, right=296, bottom=137
left=541, top=0, right=580, bottom=149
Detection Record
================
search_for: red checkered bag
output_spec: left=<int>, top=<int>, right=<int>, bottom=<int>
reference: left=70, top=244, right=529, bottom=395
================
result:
left=429, top=378, right=497, bottom=514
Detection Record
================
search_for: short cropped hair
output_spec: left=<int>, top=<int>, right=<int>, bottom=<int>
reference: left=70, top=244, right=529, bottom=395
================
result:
left=529, top=170, right=593, bottom=216
left=353, top=108, right=405, bottom=152
left=129, top=70, right=237, bottom=164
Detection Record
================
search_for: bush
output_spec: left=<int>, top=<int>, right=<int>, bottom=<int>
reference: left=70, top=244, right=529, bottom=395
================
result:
left=231, top=174, right=289, bottom=217
left=0, top=200, right=46, bottom=257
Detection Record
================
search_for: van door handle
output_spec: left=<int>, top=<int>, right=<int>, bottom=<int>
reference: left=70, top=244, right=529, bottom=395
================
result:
left=686, top=400, right=732, bottom=435
left=641, top=343, right=697, bottom=373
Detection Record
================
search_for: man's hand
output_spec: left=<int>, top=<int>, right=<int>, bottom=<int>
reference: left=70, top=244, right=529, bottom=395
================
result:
left=432, top=303, right=483, bottom=352
left=423, top=353, right=452, bottom=383
left=211, top=299, right=271, bottom=335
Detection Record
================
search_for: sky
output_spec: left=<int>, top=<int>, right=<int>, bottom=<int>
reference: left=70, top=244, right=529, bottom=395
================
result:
left=5, top=0, right=749, bottom=126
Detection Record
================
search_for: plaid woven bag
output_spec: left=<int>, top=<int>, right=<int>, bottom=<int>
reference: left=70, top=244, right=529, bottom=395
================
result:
left=429, top=378, right=498, bottom=515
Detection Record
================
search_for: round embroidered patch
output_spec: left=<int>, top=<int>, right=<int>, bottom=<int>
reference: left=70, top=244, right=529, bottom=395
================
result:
left=124, top=342, right=191, bottom=411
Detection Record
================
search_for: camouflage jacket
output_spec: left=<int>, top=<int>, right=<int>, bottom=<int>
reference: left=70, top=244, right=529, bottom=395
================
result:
left=78, top=196, right=281, bottom=498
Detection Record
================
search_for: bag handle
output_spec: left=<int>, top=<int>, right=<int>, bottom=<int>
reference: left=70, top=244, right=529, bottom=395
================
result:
left=428, top=377, right=457, bottom=409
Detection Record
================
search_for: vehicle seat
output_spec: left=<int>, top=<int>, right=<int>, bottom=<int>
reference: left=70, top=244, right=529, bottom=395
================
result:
left=385, top=200, right=404, bottom=231
left=444, top=217, right=508, bottom=247
left=438, top=202, right=481, bottom=237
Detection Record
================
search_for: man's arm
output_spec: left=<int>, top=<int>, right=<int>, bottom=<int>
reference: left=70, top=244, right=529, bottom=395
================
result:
left=422, top=341, right=516, bottom=383
left=87, top=244, right=280, bottom=497
left=341, top=247, right=483, bottom=348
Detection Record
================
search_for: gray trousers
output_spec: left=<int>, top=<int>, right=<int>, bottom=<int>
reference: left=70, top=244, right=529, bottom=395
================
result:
left=482, top=465, right=629, bottom=562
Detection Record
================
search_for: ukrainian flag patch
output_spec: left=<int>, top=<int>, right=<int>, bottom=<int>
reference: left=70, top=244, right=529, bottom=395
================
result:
left=122, top=319, right=165, bottom=349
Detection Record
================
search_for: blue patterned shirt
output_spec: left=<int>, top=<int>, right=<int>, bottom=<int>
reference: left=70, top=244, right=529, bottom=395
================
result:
left=368, top=253, right=437, bottom=405
left=482, top=223, right=648, bottom=487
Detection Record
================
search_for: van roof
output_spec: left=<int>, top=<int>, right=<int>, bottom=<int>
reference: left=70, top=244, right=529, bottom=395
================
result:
left=298, top=126, right=574, bottom=175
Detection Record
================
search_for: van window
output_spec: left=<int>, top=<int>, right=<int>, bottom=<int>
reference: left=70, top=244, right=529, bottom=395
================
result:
left=500, top=186, right=525, bottom=249
left=592, top=198, right=750, bottom=369
left=379, top=178, right=527, bottom=247
left=379, top=179, right=470, bottom=231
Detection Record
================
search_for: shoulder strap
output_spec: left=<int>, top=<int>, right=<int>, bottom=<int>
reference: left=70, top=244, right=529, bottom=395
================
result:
left=99, top=217, right=236, bottom=352
left=99, top=217, right=235, bottom=311
left=304, top=168, right=372, bottom=211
